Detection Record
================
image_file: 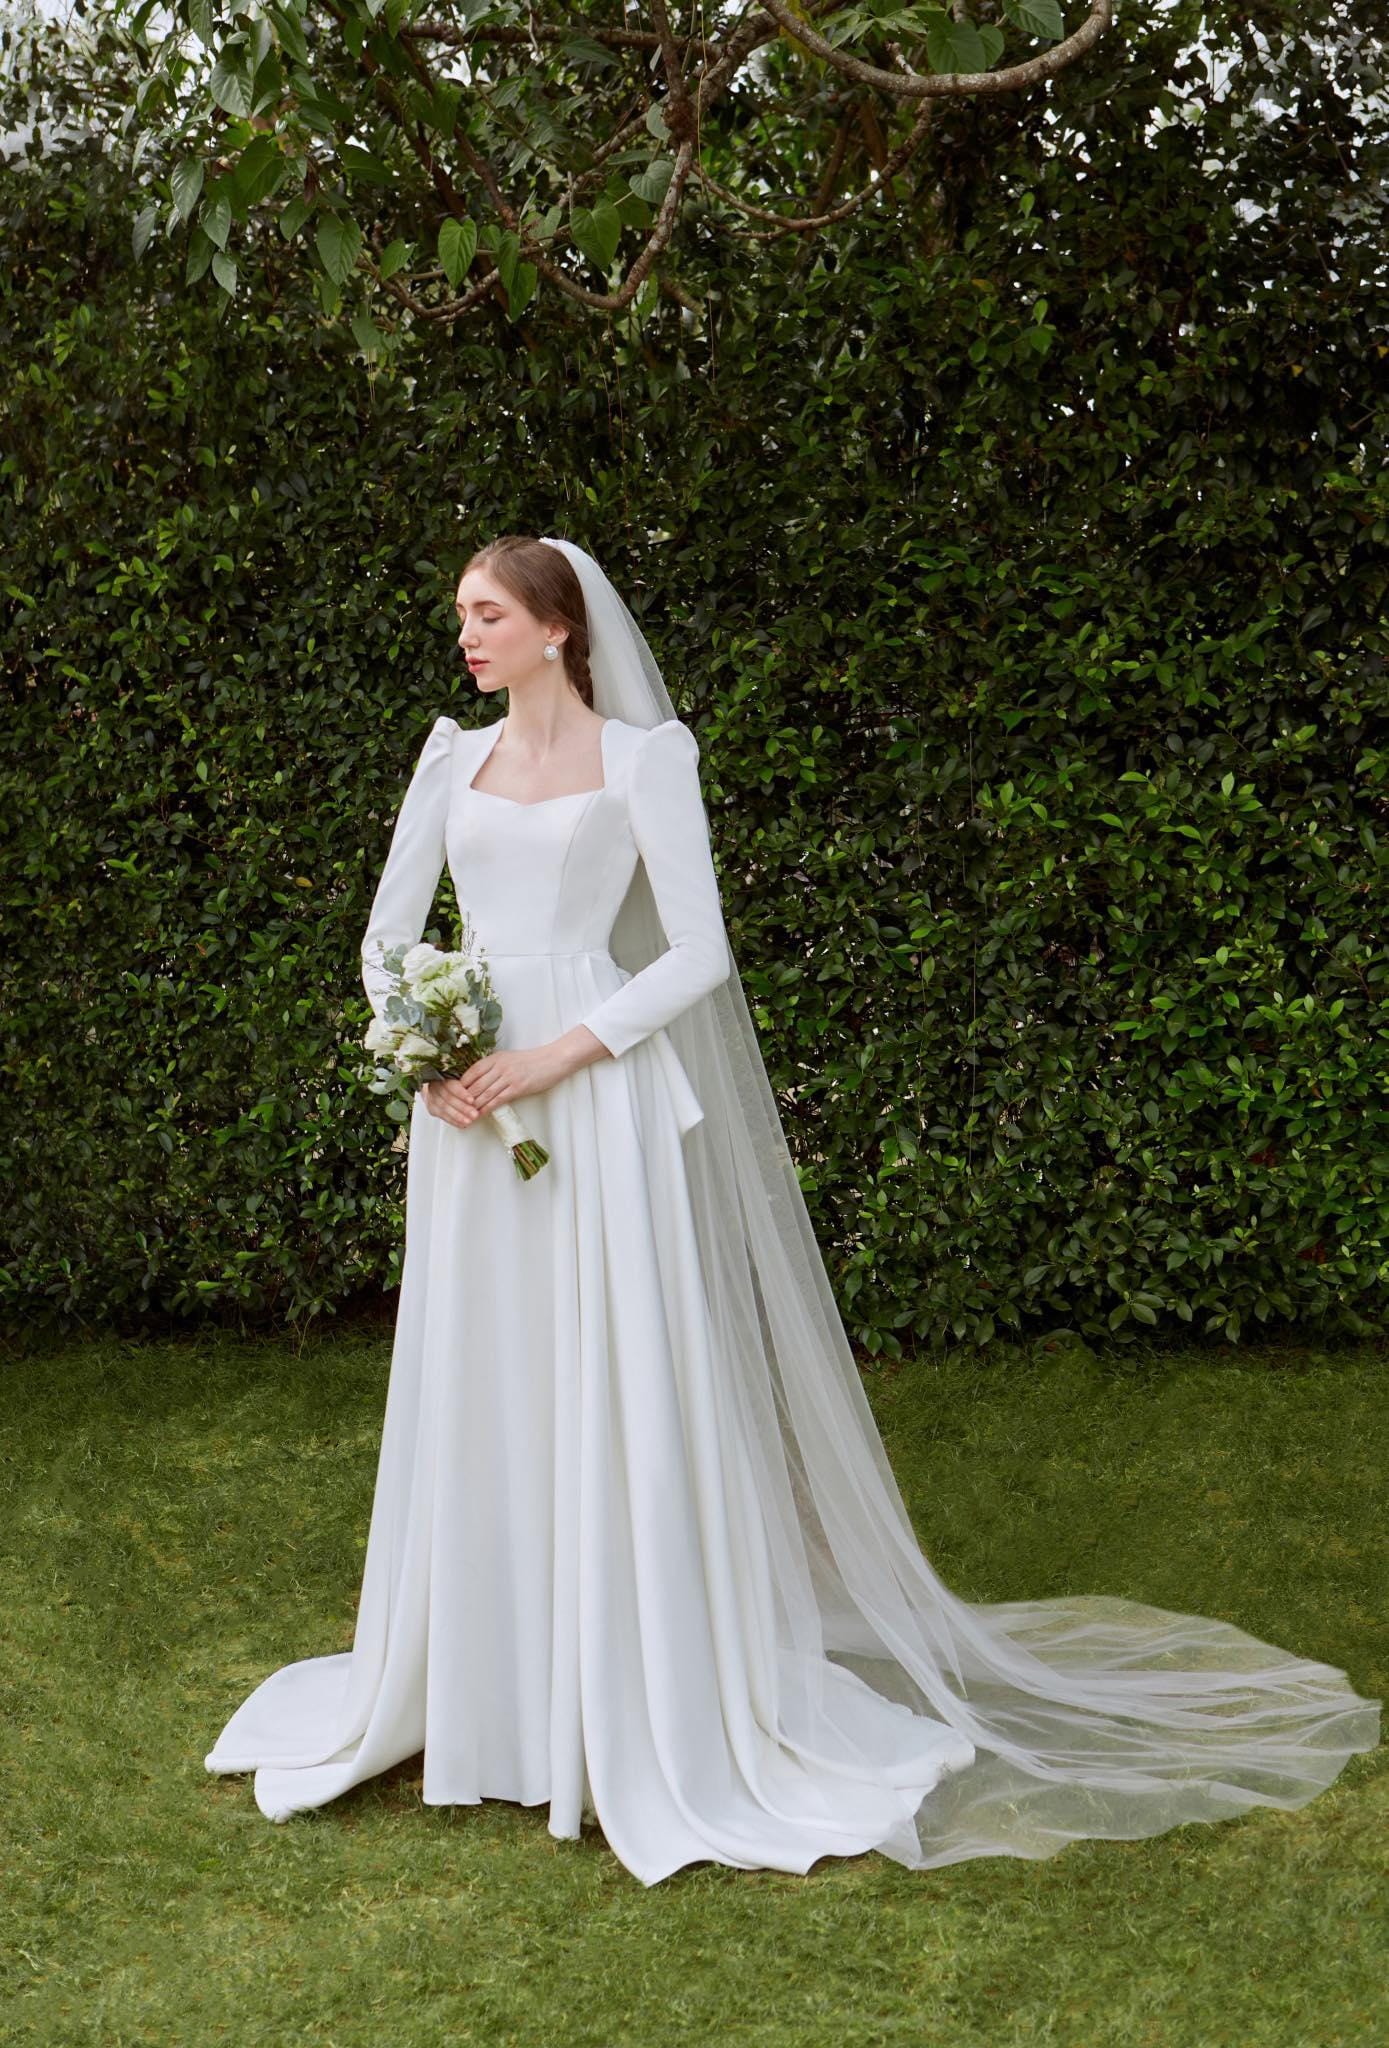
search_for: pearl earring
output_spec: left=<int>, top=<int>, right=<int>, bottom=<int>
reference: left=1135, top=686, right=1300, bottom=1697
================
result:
left=543, top=644, right=559, bottom=660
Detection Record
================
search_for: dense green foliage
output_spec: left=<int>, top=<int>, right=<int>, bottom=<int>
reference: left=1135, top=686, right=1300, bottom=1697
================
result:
left=2, top=6, right=1386, bottom=1349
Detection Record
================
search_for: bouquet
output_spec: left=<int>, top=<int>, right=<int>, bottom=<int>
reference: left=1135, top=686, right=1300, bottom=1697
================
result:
left=363, top=916, right=551, bottom=1181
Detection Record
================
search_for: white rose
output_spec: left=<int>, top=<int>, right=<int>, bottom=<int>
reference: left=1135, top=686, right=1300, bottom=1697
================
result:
left=364, top=1015, right=405, bottom=1052
left=418, top=970, right=467, bottom=1013
left=397, top=1029, right=438, bottom=1060
left=402, top=941, right=447, bottom=985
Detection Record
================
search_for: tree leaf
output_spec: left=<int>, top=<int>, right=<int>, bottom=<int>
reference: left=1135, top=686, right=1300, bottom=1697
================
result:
left=230, top=134, right=284, bottom=208
left=185, top=224, right=214, bottom=283
left=132, top=201, right=159, bottom=260
left=187, top=0, right=215, bottom=48
left=316, top=212, right=362, bottom=286
left=504, top=261, right=538, bottom=319
left=201, top=191, right=232, bottom=250
left=340, top=143, right=395, bottom=188
left=438, top=216, right=477, bottom=289
left=571, top=199, right=620, bottom=275
left=209, top=47, right=254, bottom=120
left=171, top=157, right=204, bottom=222
left=278, top=195, right=311, bottom=242
left=351, top=310, right=390, bottom=356
left=1006, top=0, right=1064, bottom=41
left=629, top=157, right=674, bottom=206
left=266, top=2, right=309, bottom=66
left=925, top=16, right=988, bottom=76
left=249, top=50, right=287, bottom=123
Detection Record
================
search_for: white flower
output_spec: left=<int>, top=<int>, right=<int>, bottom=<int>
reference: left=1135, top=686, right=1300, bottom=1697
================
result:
left=417, top=971, right=465, bottom=1013
left=364, top=1015, right=406, bottom=1052
left=455, top=1001, right=481, bottom=1036
left=396, top=1029, right=438, bottom=1060
left=402, top=941, right=448, bottom=985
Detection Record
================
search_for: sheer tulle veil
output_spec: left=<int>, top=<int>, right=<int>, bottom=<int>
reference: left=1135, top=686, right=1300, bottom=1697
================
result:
left=538, top=533, right=1380, bottom=1868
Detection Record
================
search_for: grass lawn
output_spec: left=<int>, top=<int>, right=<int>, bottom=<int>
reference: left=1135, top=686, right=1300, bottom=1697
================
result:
left=3, top=1326, right=1384, bottom=2047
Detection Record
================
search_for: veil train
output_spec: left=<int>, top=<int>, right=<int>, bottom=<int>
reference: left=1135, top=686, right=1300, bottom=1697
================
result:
left=539, top=534, right=1380, bottom=1869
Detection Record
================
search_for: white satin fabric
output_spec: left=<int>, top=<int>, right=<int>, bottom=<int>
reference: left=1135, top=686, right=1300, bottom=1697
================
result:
left=205, top=714, right=975, bottom=1880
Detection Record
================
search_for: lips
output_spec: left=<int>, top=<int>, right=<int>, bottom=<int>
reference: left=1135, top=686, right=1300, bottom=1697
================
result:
left=468, top=660, right=489, bottom=670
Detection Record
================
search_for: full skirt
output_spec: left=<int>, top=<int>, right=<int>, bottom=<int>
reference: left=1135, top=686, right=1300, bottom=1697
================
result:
left=205, top=953, right=976, bottom=1883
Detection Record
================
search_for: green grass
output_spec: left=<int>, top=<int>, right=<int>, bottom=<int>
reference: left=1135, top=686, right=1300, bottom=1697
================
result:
left=2, top=1326, right=1384, bottom=2048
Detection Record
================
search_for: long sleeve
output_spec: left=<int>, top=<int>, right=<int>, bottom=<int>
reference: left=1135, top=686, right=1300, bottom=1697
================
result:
left=360, top=715, right=455, bottom=1021
left=580, top=719, right=731, bottom=1059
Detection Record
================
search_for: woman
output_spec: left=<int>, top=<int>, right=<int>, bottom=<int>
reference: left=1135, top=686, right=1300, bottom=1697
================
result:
left=206, top=536, right=1379, bottom=1886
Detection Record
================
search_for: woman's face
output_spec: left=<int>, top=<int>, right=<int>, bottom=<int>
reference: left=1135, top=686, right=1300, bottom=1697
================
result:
left=454, top=567, right=564, bottom=699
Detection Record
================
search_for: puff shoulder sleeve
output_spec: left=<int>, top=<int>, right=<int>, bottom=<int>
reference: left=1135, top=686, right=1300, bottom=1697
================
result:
left=580, top=719, right=731, bottom=1059
left=361, top=716, right=456, bottom=1021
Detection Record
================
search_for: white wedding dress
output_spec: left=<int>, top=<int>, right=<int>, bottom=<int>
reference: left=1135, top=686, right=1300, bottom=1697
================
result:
left=207, top=713, right=975, bottom=1880
left=205, top=710, right=1379, bottom=1886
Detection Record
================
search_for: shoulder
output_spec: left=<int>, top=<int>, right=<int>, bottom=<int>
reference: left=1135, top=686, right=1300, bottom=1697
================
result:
left=415, top=714, right=459, bottom=760
left=612, top=716, right=700, bottom=765
left=394, top=715, right=460, bottom=782
left=421, top=713, right=484, bottom=762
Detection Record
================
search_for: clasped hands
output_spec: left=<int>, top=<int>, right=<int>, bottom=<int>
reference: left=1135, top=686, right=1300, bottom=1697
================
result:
left=422, top=1041, right=575, bottom=1130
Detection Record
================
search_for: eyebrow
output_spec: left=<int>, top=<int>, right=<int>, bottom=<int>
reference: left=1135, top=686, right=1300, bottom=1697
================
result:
left=454, top=597, right=502, bottom=613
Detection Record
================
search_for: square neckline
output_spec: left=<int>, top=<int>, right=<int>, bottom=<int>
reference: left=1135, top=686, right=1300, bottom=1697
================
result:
left=464, top=716, right=613, bottom=809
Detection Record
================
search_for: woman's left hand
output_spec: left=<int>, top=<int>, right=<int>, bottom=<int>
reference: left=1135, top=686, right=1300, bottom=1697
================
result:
left=456, top=1043, right=569, bottom=1122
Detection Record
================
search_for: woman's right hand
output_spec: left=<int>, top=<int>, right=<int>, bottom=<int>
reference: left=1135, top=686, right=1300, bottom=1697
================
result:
left=422, top=1077, right=483, bottom=1128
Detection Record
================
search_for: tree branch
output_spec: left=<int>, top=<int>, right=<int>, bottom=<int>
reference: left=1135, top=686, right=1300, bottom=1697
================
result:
left=758, top=0, right=1113, bottom=99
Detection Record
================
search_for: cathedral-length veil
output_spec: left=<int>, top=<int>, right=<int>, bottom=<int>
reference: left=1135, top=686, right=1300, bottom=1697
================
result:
left=540, top=534, right=1379, bottom=1869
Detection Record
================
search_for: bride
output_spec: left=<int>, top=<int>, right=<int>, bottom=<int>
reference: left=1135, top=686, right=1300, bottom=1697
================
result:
left=205, top=535, right=1380, bottom=1886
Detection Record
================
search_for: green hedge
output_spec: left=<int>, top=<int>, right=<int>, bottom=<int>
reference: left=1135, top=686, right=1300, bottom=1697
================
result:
left=3, top=10, right=1386, bottom=1351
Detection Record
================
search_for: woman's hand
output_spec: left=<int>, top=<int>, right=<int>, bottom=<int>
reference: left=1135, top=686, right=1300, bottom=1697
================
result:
left=457, top=1043, right=571, bottom=1120
left=421, top=1076, right=484, bottom=1127
left=421, top=1045, right=570, bottom=1128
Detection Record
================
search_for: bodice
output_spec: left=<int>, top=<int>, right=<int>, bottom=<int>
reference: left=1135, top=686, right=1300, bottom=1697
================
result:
left=360, top=711, right=731, bottom=1133
left=447, top=716, right=641, bottom=961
